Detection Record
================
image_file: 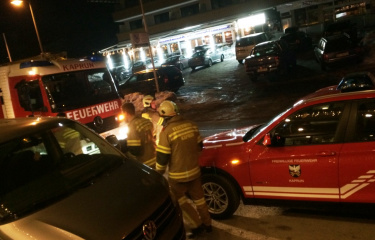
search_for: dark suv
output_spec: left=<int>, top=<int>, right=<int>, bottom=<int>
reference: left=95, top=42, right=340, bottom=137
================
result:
left=119, top=66, right=185, bottom=95
left=0, top=117, right=185, bottom=239
left=244, top=40, right=296, bottom=81
left=314, top=34, right=364, bottom=70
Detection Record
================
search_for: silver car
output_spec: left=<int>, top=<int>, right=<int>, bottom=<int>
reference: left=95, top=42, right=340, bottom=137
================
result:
left=0, top=117, right=185, bottom=240
left=188, top=47, right=224, bottom=71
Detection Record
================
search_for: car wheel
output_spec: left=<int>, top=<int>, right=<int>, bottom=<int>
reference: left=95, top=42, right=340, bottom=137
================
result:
left=202, top=174, right=240, bottom=220
left=207, top=59, right=213, bottom=67
left=191, top=67, right=196, bottom=71
left=220, top=54, right=224, bottom=62
left=238, top=60, right=243, bottom=64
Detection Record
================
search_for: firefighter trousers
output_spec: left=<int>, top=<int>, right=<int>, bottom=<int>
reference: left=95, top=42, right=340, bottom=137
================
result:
left=169, top=177, right=212, bottom=228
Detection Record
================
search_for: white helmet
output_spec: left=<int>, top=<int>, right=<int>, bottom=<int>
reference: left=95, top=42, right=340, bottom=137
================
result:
left=143, top=95, right=154, bottom=107
left=158, top=100, right=179, bottom=117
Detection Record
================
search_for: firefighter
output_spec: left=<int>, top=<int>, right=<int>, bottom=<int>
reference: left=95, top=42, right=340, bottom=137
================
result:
left=155, top=100, right=212, bottom=238
left=122, top=102, right=156, bottom=168
left=141, top=95, right=164, bottom=144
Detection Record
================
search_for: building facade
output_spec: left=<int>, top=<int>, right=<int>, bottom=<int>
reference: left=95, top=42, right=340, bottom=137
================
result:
left=100, top=0, right=375, bottom=71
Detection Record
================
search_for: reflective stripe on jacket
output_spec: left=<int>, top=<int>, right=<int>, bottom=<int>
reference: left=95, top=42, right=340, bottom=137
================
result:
left=156, top=115, right=202, bottom=182
left=127, top=116, right=156, bottom=167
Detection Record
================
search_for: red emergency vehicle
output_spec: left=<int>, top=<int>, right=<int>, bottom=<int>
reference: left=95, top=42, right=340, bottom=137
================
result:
left=0, top=55, right=126, bottom=139
left=199, top=89, right=375, bottom=219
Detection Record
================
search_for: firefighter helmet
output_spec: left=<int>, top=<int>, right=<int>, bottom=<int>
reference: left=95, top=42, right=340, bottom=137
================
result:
left=158, top=100, right=179, bottom=117
left=143, top=95, right=154, bottom=107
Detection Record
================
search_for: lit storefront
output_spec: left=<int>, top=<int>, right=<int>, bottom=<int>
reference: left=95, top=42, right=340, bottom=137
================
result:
left=101, top=10, right=278, bottom=71
left=102, top=23, right=236, bottom=71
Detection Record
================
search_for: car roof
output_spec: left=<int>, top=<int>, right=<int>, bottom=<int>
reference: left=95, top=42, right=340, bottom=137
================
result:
left=295, top=89, right=375, bottom=108
left=0, top=117, right=74, bottom=144
left=343, top=71, right=372, bottom=79
left=320, top=34, right=349, bottom=41
left=239, top=32, right=265, bottom=39
left=255, top=40, right=278, bottom=47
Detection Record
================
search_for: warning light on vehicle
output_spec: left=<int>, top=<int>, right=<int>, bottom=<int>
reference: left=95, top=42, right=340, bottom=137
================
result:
left=231, top=159, right=240, bottom=165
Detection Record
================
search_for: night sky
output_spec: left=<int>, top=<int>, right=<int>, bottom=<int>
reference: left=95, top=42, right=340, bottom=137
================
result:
left=0, top=0, right=118, bottom=64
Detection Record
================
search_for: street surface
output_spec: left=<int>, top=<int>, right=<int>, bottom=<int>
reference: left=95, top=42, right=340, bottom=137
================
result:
left=175, top=50, right=375, bottom=240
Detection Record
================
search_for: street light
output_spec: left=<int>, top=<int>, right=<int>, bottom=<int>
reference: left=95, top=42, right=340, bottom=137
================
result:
left=11, top=0, right=44, bottom=56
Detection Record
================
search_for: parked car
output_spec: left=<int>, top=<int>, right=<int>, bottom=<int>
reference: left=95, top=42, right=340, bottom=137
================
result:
left=161, top=55, right=189, bottom=70
left=235, top=32, right=270, bottom=64
left=199, top=89, right=375, bottom=219
left=188, top=48, right=224, bottom=70
left=244, top=40, right=296, bottom=81
left=194, top=45, right=210, bottom=52
left=111, top=66, right=131, bottom=87
left=313, top=71, right=375, bottom=96
left=324, top=20, right=358, bottom=42
left=132, top=58, right=160, bottom=73
left=314, top=34, right=364, bottom=70
left=279, top=31, right=313, bottom=52
left=119, top=66, right=184, bottom=95
left=0, top=117, right=185, bottom=239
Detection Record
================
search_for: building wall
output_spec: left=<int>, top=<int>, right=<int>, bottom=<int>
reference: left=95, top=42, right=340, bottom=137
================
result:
left=114, top=0, right=292, bottom=44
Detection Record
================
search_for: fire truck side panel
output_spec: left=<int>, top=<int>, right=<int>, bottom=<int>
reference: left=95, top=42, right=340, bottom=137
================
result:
left=0, top=58, right=126, bottom=139
left=248, top=142, right=341, bottom=202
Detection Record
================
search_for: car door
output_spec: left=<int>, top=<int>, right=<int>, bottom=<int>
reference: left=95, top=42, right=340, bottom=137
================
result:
left=124, top=72, right=155, bottom=94
left=338, top=99, right=375, bottom=203
left=249, top=101, right=349, bottom=201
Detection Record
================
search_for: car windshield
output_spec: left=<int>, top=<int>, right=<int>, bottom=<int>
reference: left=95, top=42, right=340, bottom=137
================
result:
left=250, top=107, right=292, bottom=140
left=0, top=121, right=124, bottom=223
left=166, top=56, right=179, bottom=62
left=192, top=51, right=206, bottom=57
left=253, top=43, right=279, bottom=56
left=42, top=69, right=119, bottom=112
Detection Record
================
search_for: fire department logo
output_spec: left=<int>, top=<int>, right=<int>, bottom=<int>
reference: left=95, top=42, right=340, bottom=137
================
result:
left=142, top=220, right=157, bottom=240
left=289, top=164, right=301, bottom=178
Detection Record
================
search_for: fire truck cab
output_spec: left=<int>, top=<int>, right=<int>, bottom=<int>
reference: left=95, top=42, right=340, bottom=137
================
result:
left=0, top=56, right=126, bottom=140
left=200, top=89, right=375, bottom=219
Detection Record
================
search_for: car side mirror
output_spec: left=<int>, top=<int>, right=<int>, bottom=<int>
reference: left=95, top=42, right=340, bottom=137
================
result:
left=262, top=133, right=272, bottom=146
left=106, top=135, right=121, bottom=150
left=262, top=133, right=285, bottom=147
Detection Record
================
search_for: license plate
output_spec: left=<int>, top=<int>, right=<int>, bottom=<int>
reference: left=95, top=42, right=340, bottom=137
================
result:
left=336, top=52, right=349, bottom=57
left=257, top=67, right=268, bottom=72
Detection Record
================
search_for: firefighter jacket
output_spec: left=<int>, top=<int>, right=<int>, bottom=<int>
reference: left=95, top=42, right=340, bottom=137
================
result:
left=127, top=116, right=156, bottom=167
left=156, top=115, right=203, bottom=182
left=142, top=107, right=164, bottom=144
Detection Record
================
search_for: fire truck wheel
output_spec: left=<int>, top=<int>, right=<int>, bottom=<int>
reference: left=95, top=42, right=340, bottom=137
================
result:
left=201, top=174, right=240, bottom=220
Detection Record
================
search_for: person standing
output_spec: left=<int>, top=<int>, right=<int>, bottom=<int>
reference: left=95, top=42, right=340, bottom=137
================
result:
left=141, top=95, right=164, bottom=144
left=155, top=100, right=212, bottom=238
left=122, top=102, right=156, bottom=168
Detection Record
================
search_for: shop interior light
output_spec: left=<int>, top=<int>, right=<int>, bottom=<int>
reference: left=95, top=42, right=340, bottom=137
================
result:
left=122, top=50, right=129, bottom=70
left=106, top=54, right=114, bottom=70
left=237, top=13, right=265, bottom=29
left=140, top=48, right=146, bottom=62
left=178, top=25, right=201, bottom=31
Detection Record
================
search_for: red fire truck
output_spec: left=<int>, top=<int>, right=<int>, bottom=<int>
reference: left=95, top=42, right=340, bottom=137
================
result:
left=0, top=56, right=127, bottom=139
